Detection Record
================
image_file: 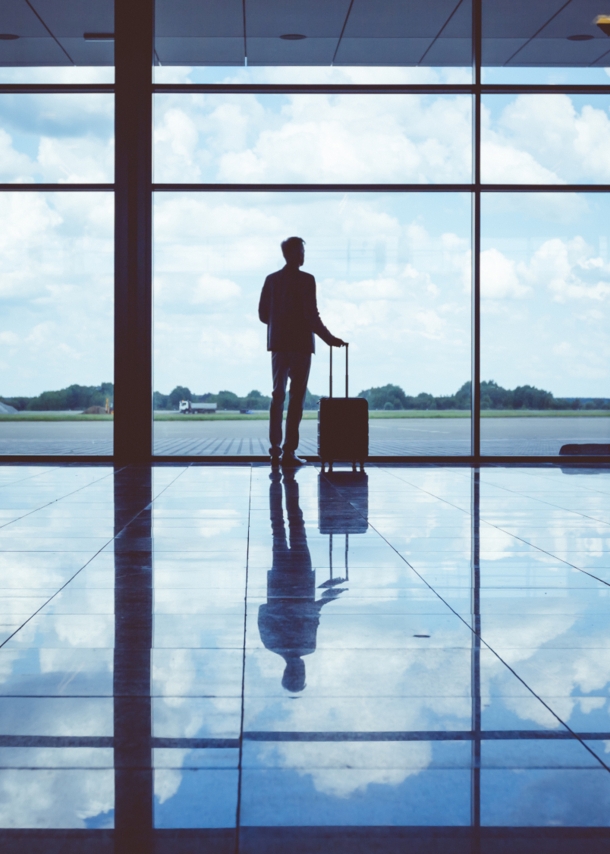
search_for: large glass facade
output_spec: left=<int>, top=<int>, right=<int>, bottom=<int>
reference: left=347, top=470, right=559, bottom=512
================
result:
left=0, top=0, right=608, bottom=460
left=153, top=192, right=471, bottom=456
left=151, top=0, right=475, bottom=458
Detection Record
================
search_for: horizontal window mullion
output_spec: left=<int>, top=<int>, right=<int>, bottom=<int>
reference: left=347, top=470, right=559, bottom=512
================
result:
left=481, top=184, right=610, bottom=192
left=153, top=83, right=473, bottom=95
left=0, top=84, right=114, bottom=94
left=481, top=84, right=610, bottom=95
left=152, top=183, right=475, bottom=192
left=152, top=184, right=610, bottom=193
left=0, top=184, right=114, bottom=192
left=153, top=83, right=610, bottom=95
left=1, top=83, right=608, bottom=96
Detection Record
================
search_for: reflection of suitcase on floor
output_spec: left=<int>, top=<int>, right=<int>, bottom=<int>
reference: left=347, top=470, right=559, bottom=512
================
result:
left=318, top=471, right=368, bottom=535
left=320, top=532, right=351, bottom=589
left=318, top=344, right=368, bottom=471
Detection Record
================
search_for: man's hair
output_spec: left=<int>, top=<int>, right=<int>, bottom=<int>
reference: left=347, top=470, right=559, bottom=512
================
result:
left=281, top=236, right=305, bottom=260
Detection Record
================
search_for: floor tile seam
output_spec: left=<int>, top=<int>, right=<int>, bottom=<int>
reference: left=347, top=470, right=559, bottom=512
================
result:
left=7, top=731, right=609, bottom=742
left=0, top=466, right=122, bottom=533
left=0, top=544, right=122, bottom=652
left=0, top=468, right=55, bottom=490
left=472, top=474, right=610, bottom=528
left=399, top=465, right=610, bottom=528
left=472, top=521, right=610, bottom=591
left=0, top=465, right=192, bottom=649
left=359, top=488, right=610, bottom=772
left=0, top=694, right=235, bottom=699
left=238, top=764, right=603, bottom=771
left=380, top=468, right=610, bottom=591
left=487, top=466, right=610, bottom=501
left=0, top=694, right=116, bottom=698
left=0, top=769, right=120, bottom=775
left=147, top=644, right=485, bottom=651
left=10, top=693, right=596, bottom=699
left=235, top=464, right=253, bottom=840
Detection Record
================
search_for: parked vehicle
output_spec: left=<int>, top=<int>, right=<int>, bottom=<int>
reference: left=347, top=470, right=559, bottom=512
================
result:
left=179, top=400, right=217, bottom=414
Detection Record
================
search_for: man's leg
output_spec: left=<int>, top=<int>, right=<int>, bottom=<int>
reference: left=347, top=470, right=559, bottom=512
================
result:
left=283, top=352, right=311, bottom=454
left=269, top=352, right=289, bottom=457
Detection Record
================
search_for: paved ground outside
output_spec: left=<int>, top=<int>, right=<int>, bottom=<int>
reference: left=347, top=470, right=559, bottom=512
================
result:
left=0, top=416, right=608, bottom=456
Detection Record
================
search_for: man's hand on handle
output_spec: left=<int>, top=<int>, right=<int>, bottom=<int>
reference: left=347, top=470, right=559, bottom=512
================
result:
left=331, top=337, right=347, bottom=347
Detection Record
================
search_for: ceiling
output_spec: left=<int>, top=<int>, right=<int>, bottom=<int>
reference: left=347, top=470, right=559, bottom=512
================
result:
left=1, top=0, right=610, bottom=68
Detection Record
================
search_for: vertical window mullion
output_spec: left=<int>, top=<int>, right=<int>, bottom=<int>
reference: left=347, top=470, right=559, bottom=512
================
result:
left=114, top=0, right=154, bottom=464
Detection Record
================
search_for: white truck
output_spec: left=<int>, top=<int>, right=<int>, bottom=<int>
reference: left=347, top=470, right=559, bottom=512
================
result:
left=179, top=400, right=217, bottom=414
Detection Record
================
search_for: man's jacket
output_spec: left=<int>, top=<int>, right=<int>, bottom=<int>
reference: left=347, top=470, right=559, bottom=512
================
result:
left=258, top=266, right=335, bottom=353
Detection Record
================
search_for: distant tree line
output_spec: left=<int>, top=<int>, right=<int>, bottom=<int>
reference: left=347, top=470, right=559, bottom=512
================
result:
left=2, top=380, right=609, bottom=413
left=0, top=383, right=114, bottom=411
left=358, top=380, right=610, bottom=411
left=359, top=382, right=472, bottom=411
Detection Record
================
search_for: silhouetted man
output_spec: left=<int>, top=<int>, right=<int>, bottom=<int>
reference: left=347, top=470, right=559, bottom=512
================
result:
left=258, top=237, right=346, bottom=467
left=258, top=470, right=343, bottom=692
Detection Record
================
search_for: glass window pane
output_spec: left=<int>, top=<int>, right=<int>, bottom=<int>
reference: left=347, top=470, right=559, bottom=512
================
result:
left=154, top=66, right=473, bottom=84
left=153, top=191, right=471, bottom=457
left=0, top=192, right=113, bottom=456
left=0, top=67, right=114, bottom=84
left=482, top=95, right=610, bottom=185
left=0, top=94, right=114, bottom=184
left=481, top=193, right=610, bottom=456
left=481, top=67, right=610, bottom=85
left=154, top=93, right=472, bottom=184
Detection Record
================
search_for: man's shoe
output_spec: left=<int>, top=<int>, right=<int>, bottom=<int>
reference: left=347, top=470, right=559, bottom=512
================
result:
left=280, top=452, right=306, bottom=467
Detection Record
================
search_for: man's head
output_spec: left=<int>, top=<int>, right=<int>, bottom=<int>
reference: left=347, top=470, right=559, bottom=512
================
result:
left=281, top=236, right=305, bottom=268
left=282, top=655, right=306, bottom=692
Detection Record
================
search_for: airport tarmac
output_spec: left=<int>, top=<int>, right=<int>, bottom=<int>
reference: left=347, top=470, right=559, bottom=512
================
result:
left=0, top=416, right=608, bottom=456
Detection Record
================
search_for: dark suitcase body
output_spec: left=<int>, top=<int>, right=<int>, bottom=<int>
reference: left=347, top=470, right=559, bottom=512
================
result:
left=318, top=398, right=368, bottom=468
left=318, top=345, right=368, bottom=469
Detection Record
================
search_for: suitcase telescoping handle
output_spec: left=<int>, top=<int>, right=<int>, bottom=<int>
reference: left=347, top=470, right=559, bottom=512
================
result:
left=329, top=342, right=348, bottom=399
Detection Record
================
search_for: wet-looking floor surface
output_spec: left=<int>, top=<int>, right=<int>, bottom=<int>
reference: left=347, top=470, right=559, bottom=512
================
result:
left=1, top=463, right=610, bottom=853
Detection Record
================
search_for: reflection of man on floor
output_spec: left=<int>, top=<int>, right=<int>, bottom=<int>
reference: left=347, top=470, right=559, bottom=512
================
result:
left=258, top=236, right=346, bottom=467
left=258, top=470, right=343, bottom=692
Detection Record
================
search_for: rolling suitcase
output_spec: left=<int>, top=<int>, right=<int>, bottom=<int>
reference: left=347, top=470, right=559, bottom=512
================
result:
left=318, top=344, right=368, bottom=471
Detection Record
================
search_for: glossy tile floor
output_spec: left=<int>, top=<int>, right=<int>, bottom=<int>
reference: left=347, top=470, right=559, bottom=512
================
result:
left=1, top=463, right=610, bottom=853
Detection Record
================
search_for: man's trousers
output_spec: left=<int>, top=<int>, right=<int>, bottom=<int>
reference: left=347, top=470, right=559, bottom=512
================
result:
left=269, top=351, right=311, bottom=455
